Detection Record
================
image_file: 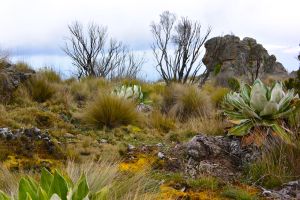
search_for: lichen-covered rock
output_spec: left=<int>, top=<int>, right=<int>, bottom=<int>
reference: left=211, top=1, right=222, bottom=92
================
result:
left=202, top=35, right=288, bottom=83
left=166, top=134, right=261, bottom=181
left=0, top=60, right=34, bottom=102
left=0, top=127, right=64, bottom=159
left=262, top=180, right=300, bottom=199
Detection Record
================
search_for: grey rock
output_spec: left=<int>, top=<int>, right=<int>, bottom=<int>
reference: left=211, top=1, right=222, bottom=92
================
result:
left=168, top=133, right=261, bottom=180
left=0, top=60, right=34, bottom=102
left=156, top=143, right=164, bottom=147
left=136, top=103, right=152, bottom=113
left=100, top=139, right=108, bottom=143
left=202, top=35, right=288, bottom=84
left=64, top=133, right=76, bottom=139
left=262, top=180, right=300, bottom=199
left=158, top=152, right=165, bottom=159
left=128, top=144, right=135, bottom=150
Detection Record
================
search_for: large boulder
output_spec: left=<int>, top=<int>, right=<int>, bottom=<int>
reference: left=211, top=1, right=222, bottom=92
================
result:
left=166, top=134, right=261, bottom=181
left=0, top=60, right=34, bottom=102
left=202, top=35, right=288, bottom=83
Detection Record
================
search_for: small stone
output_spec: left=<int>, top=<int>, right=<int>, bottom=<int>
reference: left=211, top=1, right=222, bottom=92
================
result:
left=156, top=143, right=163, bottom=147
left=158, top=152, right=165, bottom=159
left=128, top=144, right=135, bottom=150
left=64, top=133, right=75, bottom=138
left=100, top=139, right=108, bottom=143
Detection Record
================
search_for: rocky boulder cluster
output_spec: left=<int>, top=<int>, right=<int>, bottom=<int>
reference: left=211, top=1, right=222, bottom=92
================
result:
left=0, top=60, right=34, bottom=102
left=0, top=127, right=63, bottom=159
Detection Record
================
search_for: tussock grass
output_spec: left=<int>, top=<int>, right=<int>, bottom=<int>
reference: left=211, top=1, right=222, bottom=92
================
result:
left=246, top=141, right=300, bottom=189
left=221, top=186, right=257, bottom=200
left=149, top=110, right=175, bottom=133
left=38, top=68, right=62, bottom=83
left=202, top=83, right=229, bottom=106
left=163, top=84, right=212, bottom=121
left=82, top=94, right=141, bottom=129
left=15, top=61, right=33, bottom=73
left=70, top=77, right=111, bottom=103
left=184, top=116, right=227, bottom=136
left=26, top=75, right=55, bottom=103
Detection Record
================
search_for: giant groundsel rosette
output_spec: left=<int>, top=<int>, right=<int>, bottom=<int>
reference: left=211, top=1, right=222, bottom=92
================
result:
left=223, top=79, right=299, bottom=143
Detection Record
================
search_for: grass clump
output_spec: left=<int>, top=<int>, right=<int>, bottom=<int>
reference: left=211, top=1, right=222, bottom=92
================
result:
left=149, top=111, right=175, bottom=133
left=163, top=84, right=212, bottom=121
left=26, top=75, right=55, bottom=103
left=245, top=141, right=300, bottom=189
left=82, top=94, right=141, bottom=129
left=221, top=186, right=258, bottom=200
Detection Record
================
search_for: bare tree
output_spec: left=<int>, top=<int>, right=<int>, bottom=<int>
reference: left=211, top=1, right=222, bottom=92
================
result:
left=151, top=11, right=211, bottom=84
left=63, top=21, right=143, bottom=79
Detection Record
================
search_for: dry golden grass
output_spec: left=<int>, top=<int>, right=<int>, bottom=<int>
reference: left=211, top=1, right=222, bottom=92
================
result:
left=149, top=110, right=176, bottom=133
left=26, top=75, right=56, bottom=103
left=164, top=84, right=213, bottom=121
left=81, top=94, right=141, bottom=129
left=246, top=141, right=300, bottom=189
left=183, top=115, right=227, bottom=136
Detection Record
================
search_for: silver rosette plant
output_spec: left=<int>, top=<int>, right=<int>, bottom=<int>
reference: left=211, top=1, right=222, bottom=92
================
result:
left=113, top=84, right=144, bottom=102
left=223, top=79, right=299, bottom=143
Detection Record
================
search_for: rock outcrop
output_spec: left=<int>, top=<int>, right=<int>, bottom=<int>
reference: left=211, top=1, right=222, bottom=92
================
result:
left=166, top=134, right=261, bottom=181
left=0, top=60, right=34, bottom=102
left=0, top=127, right=64, bottom=159
left=202, top=35, right=288, bottom=83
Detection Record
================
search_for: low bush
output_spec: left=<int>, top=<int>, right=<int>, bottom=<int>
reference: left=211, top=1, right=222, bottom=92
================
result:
left=82, top=94, right=141, bottom=128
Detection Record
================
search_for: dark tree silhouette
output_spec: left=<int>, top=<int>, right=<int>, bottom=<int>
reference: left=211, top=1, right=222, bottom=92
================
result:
left=151, top=11, right=211, bottom=84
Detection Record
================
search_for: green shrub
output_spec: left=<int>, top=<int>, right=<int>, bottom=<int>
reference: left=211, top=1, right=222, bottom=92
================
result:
left=82, top=94, right=140, bottom=128
left=26, top=75, right=55, bottom=103
left=223, top=79, right=299, bottom=143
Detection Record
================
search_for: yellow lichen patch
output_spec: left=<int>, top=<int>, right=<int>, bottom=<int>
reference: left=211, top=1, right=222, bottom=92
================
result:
left=159, top=184, right=221, bottom=200
left=119, top=154, right=155, bottom=172
left=3, top=155, right=61, bottom=171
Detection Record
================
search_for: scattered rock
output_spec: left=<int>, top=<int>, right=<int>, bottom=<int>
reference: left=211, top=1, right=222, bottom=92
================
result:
left=158, top=152, right=165, bottom=159
left=0, top=127, right=64, bottom=159
left=100, top=139, right=108, bottom=144
left=262, top=180, right=300, bottom=199
left=64, top=133, right=76, bottom=139
left=128, top=144, right=135, bottom=150
left=136, top=103, right=152, bottom=113
left=156, top=143, right=164, bottom=147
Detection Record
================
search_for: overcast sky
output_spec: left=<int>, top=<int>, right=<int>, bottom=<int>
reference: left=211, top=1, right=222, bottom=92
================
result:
left=0, top=0, right=299, bottom=79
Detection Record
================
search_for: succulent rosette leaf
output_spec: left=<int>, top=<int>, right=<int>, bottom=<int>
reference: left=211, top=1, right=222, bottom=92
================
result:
left=223, top=79, right=299, bottom=143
